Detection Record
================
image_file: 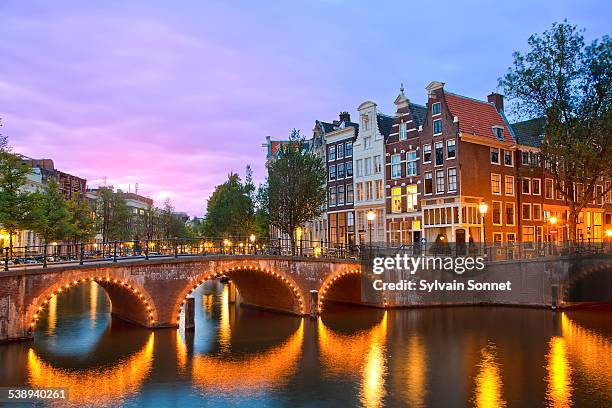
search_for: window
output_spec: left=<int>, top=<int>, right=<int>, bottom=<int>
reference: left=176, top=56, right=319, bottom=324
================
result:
left=374, top=156, right=382, bottom=173
left=507, top=233, right=516, bottom=244
left=448, top=168, right=457, bottom=192
left=433, top=119, right=442, bottom=135
left=432, top=102, right=441, bottom=115
left=406, top=151, right=417, bottom=176
left=337, top=144, right=344, bottom=159
left=505, top=176, right=514, bottom=196
left=504, top=150, right=513, bottom=166
left=364, top=136, right=372, bottom=149
left=521, top=151, right=529, bottom=166
left=391, top=154, right=402, bottom=179
left=522, top=178, right=531, bottom=194
left=346, top=184, right=354, bottom=203
left=545, top=179, right=554, bottom=199
left=356, top=183, right=363, bottom=201
left=533, top=178, right=541, bottom=195
left=522, top=203, right=531, bottom=220
left=435, top=142, right=444, bottom=166
left=328, top=146, right=336, bottom=161
left=365, top=158, right=372, bottom=175
left=329, top=187, right=337, bottom=206
left=346, top=161, right=353, bottom=177
left=423, top=144, right=432, bottom=163
left=347, top=212, right=354, bottom=227
left=362, top=114, right=370, bottom=130
left=493, top=233, right=503, bottom=246
left=490, top=148, right=500, bottom=164
left=337, top=163, right=345, bottom=179
left=356, top=159, right=363, bottom=177
left=375, top=179, right=383, bottom=199
left=399, top=122, right=407, bottom=140
left=329, top=165, right=336, bottom=181
left=491, top=174, right=501, bottom=195
left=345, top=141, right=353, bottom=157
left=492, top=201, right=502, bottom=225
left=365, top=181, right=373, bottom=200
left=505, top=202, right=515, bottom=226
left=446, top=139, right=456, bottom=159
left=606, top=182, right=611, bottom=203
left=493, top=127, right=504, bottom=140
left=436, top=170, right=445, bottom=194
left=392, top=187, right=402, bottom=213
left=522, top=226, right=535, bottom=242
left=425, top=172, right=433, bottom=195
left=533, top=203, right=542, bottom=220
left=406, top=185, right=417, bottom=210
left=337, top=185, right=345, bottom=205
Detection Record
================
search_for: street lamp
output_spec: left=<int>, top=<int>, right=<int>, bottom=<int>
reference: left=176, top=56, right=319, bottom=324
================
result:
left=478, top=203, right=488, bottom=248
left=548, top=216, right=558, bottom=243
left=249, top=234, right=256, bottom=254
left=366, top=209, right=376, bottom=248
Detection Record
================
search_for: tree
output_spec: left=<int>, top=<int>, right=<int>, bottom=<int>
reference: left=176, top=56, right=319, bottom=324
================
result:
left=66, top=193, right=96, bottom=246
left=267, top=129, right=326, bottom=252
left=0, top=118, right=7, bottom=152
left=203, top=171, right=255, bottom=237
left=29, top=179, right=71, bottom=262
left=95, top=187, right=130, bottom=242
left=500, top=21, right=612, bottom=240
left=0, top=151, right=33, bottom=254
left=161, top=198, right=175, bottom=238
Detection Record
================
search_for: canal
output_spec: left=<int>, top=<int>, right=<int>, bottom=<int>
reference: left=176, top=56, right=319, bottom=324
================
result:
left=0, top=281, right=611, bottom=407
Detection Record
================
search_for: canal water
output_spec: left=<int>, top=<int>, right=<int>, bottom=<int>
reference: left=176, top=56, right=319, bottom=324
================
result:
left=1, top=281, right=611, bottom=407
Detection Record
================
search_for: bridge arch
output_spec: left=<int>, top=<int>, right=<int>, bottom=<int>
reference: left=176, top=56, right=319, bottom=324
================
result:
left=26, top=275, right=159, bottom=334
left=563, top=260, right=612, bottom=304
left=174, top=264, right=307, bottom=326
left=317, top=267, right=383, bottom=313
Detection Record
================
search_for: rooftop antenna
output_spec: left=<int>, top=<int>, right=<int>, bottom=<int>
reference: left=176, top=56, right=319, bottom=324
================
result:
left=135, top=183, right=139, bottom=195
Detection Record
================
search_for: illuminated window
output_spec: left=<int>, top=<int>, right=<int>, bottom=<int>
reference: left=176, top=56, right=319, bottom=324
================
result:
left=491, top=174, right=501, bottom=195
left=406, top=185, right=418, bottom=210
left=392, top=187, right=402, bottom=213
left=505, top=175, right=514, bottom=196
left=492, top=201, right=502, bottom=225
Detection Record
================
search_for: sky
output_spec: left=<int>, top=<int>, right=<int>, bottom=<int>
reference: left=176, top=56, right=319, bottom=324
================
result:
left=0, top=1, right=610, bottom=217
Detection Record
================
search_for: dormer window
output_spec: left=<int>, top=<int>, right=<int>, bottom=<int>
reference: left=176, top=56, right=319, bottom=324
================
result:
left=432, top=102, right=441, bottom=116
left=492, top=126, right=504, bottom=140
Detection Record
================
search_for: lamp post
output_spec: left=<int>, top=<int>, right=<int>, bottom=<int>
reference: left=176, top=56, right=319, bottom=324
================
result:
left=249, top=234, right=256, bottom=254
left=366, top=209, right=376, bottom=250
left=548, top=216, right=558, bottom=243
left=478, top=202, right=488, bottom=252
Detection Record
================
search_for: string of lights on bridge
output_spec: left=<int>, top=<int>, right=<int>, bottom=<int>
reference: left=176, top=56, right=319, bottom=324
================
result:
left=30, top=276, right=156, bottom=331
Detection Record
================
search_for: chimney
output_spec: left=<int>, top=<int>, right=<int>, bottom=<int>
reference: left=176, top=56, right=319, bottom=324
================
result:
left=339, top=111, right=351, bottom=123
left=487, top=93, right=504, bottom=112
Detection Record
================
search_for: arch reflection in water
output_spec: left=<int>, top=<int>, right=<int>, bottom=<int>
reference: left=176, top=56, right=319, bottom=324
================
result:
left=188, top=320, right=304, bottom=392
left=318, top=311, right=388, bottom=408
left=472, top=342, right=506, bottom=408
left=28, top=333, right=154, bottom=406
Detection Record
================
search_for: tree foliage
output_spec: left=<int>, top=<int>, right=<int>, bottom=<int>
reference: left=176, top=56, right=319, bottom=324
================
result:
left=266, top=129, right=326, bottom=250
left=0, top=151, right=33, bottom=251
left=95, top=187, right=130, bottom=241
left=500, top=21, right=612, bottom=239
left=66, top=193, right=96, bottom=243
left=203, top=170, right=256, bottom=237
left=29, top=179, right=71, bottom=244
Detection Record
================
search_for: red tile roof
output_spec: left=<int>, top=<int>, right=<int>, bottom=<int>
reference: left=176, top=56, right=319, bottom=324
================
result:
left=444, top=92, right=514, bottom=142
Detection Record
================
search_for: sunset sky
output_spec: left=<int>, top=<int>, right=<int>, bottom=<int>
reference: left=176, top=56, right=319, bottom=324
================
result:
left=1, top=1, right=609, bottom=216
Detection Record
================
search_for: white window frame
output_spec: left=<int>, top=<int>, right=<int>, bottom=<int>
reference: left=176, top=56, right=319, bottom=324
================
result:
left=491, top=173, right=502, bottom=195
left=434, top=141, right=444, bottom=167
left=406, top=151, right=417, bottom=177
left=503, top=150, right=513, bottom=167
left=532, top=178, right=541, bottom=196
left=433, top=119, right=442, bottom=136
left=424, top=172, right=433, bottom=195
left=435, top=170, right=445, bottom=194
left=522, top=203, right=532, bottom=220
left=423, top=144, right=432, bottom=163
left=432, top=102, right=441, bottom=116
left=490, top=147, right=500, bottom=165
left=505, top=202, right=515, bottom=226
left=399, top=122, right=407, bottom=140
left=447, top=168, right=457, bottom=192
left=533, top=203, right=542, bottom=221
left=492, top=201, right=502, bottom=226
left=522, top=177, right=531, bottom=195
left=504, top=175, right=514, bottom=196
left=391, top=154, right=402, bottom=179
left=446, top=139, right=456, bottom=160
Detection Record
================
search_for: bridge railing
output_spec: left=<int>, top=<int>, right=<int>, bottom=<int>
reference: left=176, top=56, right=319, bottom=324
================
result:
left=0, top=236, right=366, bottom=270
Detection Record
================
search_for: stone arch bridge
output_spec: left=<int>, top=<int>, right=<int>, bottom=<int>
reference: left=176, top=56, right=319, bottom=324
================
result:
left=0, top=252, right=610, bottom=342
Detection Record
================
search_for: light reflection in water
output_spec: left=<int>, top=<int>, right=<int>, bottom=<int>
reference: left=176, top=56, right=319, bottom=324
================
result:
left=27, top=333, right=155, bottom=406
left=318, top=312, right=388, bottom=408
left=47, top=295, right=57, bottom=335
left=402, top=336, right=428, bottom=408
left=473, top=343, right=506, bottom=408
left=546, top=336, right=572, bottom=408
left=218, top=284, right=231, bottom=351
left=90, top=281, right=98, bottom=328
left=190, top=319, right=304, bottom=392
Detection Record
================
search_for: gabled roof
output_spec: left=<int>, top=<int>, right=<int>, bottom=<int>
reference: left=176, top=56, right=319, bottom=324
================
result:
left=408, top=103, right=427, bottom=127
left=444, top=92, right=515, bottom=142
left=511, top=117, right=546, bottom=148
left=376, top=113, right=394, bottom=138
